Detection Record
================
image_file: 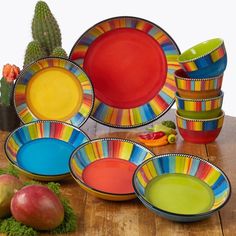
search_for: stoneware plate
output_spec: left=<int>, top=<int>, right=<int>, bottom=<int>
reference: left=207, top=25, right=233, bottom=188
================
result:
left=70, top=16, right=180, bottom=128
left=14, top=57, right=94, bottom=128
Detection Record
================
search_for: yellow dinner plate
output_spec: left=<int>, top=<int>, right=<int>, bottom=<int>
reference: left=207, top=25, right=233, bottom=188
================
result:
left=14, top=58, right=94, bottom=127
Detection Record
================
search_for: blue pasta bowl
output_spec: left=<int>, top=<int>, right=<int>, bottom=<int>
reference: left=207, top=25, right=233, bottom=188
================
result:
left=5, top=120, right=90, bottom=181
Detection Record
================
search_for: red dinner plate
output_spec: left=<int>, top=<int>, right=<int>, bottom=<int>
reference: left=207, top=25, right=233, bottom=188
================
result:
left=70, top=16, right=180, bottom=128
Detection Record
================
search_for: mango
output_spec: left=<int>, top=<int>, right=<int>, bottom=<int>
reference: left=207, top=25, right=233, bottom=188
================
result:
left=0, top=174, right=23, bottom=218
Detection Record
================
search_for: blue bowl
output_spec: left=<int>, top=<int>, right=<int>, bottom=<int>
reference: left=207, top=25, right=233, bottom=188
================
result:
left=178, top=38, right=227, bottom=78
left=133, top=153, right=231, bottom=222
left=5, top=121, right=90, bottom=181
left=187, top=56, right=227, bottom=78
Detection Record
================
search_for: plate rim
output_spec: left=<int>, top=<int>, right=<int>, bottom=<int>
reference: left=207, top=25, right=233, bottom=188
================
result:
left=13, top=56, right=95, bottom=128
left=69, top=15, right=181, bottom=129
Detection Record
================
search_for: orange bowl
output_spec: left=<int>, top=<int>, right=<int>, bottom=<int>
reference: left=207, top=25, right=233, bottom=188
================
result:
left=175, top=69, right=223, bottom=99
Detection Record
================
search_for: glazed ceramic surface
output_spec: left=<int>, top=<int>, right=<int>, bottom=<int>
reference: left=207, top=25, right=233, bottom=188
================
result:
left=176, top=111, right=224, bottom=144
left=174, top=69, right=223, bottom=99
left=178, top=38, right=227, bottom=78
left=69, top=138, right=154, bottom=201
left=175, top=92, right=223, bottom=119
left=14, top=57, right=94, bottom=128
left=70, top=16, right=180, bottom=128
left=133, top=153, right=231, bottom=222
left=5, top=121, right=90, bottom=181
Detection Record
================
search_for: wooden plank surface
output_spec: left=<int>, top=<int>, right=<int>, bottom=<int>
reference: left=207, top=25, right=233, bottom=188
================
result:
left=0, top=109, right=234, bottom=236
left=206, top=115, right=236, bottom=236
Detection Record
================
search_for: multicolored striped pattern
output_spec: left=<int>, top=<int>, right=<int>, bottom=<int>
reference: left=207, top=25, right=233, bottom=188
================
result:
left=176, top=112, right=224, bottom=131
left=176, top=92, right=223, bottom=112
left=14, top=58, right=94, bottom=127
left=70, top=17, right=180, bottom=128
left=180, top=44, right=226, bottom=72
left=175, top=73, right=223, bottom=92
left=5, top=121, right=89, bottom=179
left=70, top=138, right=154, bottom=179
left=70, top=138, right=154, bottom=200
left=133, top=154, right=231, bottom=212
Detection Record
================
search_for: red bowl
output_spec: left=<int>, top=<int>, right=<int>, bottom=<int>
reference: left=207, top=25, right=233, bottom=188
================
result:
left=176, top=111, right=224, bottom=144
left=178, top=128, right=222, bottom=144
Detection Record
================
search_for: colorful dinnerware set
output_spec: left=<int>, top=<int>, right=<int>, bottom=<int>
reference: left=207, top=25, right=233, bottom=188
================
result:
left=175, top=38, right=227, bottom=144
left=3, top=17, right=231, bottom=222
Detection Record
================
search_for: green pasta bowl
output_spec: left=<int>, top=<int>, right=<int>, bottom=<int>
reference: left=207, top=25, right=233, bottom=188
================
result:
left=133, top=153, right=231, bottom=222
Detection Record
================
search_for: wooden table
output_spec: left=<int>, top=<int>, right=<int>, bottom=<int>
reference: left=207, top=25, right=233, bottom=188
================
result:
left=0, top=110, right=235, bottom=236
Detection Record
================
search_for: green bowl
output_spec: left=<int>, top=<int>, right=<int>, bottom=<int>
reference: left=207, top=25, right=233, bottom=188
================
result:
left=133, top=153, right=231, bottom=222
left=175, top=92, right=223, bottom=119
left=177, top=109, right=221, bottom=119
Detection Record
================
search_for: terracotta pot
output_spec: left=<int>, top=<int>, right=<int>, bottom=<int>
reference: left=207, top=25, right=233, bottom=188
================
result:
left=0, top=104, right=20, bottom=131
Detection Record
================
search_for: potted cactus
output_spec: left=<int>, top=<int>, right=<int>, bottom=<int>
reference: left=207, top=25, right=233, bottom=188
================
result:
left=0, top=64, right=20, bottom=131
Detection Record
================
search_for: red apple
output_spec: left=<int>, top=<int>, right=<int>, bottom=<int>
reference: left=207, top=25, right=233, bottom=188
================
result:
left=0, top=174, right=23, bottom=218
left=11, top=185, right=64, bottom=230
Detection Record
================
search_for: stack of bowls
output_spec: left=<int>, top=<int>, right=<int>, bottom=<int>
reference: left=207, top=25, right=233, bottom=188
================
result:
left=175, top=38, right=227, bottom=143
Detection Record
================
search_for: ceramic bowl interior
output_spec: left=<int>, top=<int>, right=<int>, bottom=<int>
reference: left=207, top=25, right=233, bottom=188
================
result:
left=174, top=69, right=223, bottom=99
left=176, top=111, right=224, bottom=144
left=133, top=153, right=231, bottom=222
left=5, top=121, right=90, bottom=181
left=175, top=91, right=223, bottom=119
left=179, top=38, right=223, bottom=62
left=69, top=138, right=154, bottom=201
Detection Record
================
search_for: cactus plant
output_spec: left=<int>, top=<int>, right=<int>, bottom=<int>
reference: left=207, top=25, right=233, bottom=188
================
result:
left=1, top=78, right=12, bottom=106
left=0, top=64, right=20, bottom=106
left=51, top=47, right=68, bottom=58
left=32, top=1, right=62, bottom=54
left=23, top=40, right=47, bottom=67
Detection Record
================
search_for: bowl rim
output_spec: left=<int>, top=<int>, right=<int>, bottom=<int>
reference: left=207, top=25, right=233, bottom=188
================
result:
left=4, top=120, right=90, bottom=178
left=175, top=110, right=225, bottom=122
left=178, top=38, right=224, bottom=63
left=132, top=153, right=231, bottom=217
left=175, top=91, right=224, bottom=102
left=69, top=137, right=155, bottom=196
left=174, top=68, right=224, bottom=81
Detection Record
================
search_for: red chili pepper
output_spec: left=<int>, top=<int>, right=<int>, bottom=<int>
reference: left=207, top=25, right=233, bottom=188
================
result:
left=138, top=131, right=165, bottom=140
left=138, top=134, right=169, bottom=147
